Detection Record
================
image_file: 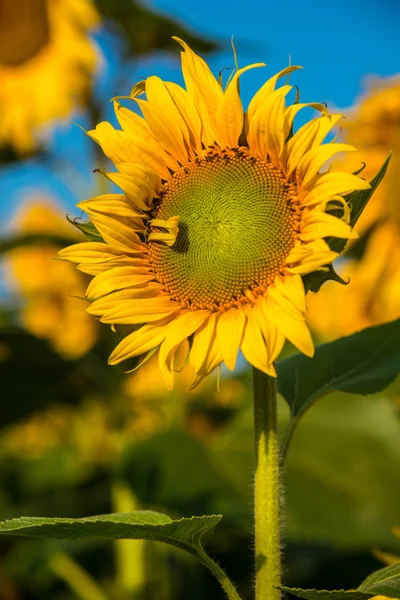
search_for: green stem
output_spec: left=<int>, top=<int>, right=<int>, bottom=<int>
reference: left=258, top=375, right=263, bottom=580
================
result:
left=196, top=549, right=242, bottom=600
left=253, top=368, right=282, bottom=600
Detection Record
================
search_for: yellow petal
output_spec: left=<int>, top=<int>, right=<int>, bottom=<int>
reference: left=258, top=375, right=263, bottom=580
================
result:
left=264, top=295, right=314, bottom=357
left=158, top=310, right=210, bottom=389
left=77, top=255, right=150, bottom=276
left=253, top=297, right=285, bottom=365
left=114, top=101, right=152, bottom=138
left=89, top=121, right=173, bottom=179
left=241, top=305, right=275, bottom=375
left=173, top=36, right=223, bottom=146
left=286, top=114, right=343, bottom=177
left=99, top=298, right=180, bottom=325
left=106, top=172, right=156, bottom=211
left=247, top=86, right=291, bottom=161
left=58, top=242, right=121, bottom=264
left=217, top=63, right=265, bottom=148
left=87, top=286, right=166, bottom=315
left=300, top=211, right=358, bottom=242
left=87, top=211, right=147, bottom=254
left=86, top=266, right=155, bottom=298
left=302, top=172, right=370, bottom=206
left=297, top=143, right=356, bottom=188
left=216, top=308, right=246, bottom=371
left=108, top=317, right=174, bottom=365
left=189, top=313, right=218, bottom=373
left=136, top=83, right=188, bottom=165
left=247, top=65, right=302, bottom=123
left=189, top=328, right=223, bottom=390
left=274, top=274, right=307, bottom=313
left=164, top=81, right=203, bottom=154
left=78, top=194, right=143, bottom=219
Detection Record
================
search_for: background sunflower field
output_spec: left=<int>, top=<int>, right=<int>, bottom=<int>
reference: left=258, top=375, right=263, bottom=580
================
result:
left=0, top=1, right=399, bottom=599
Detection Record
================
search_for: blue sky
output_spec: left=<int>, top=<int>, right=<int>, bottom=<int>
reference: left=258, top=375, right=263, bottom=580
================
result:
left=1, top=0, right=399, bottom=231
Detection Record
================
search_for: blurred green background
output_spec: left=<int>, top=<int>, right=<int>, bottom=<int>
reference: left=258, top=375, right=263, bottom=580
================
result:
left=0, top=0, right=399, bottom=598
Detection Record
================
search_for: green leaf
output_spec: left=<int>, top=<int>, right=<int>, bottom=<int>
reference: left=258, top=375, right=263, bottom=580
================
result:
left=281, top=562, right=400, bottom=600
left=0, top=511, right=220, bottom=549
left=329, top=152, right=392, bottom=254
left=359, top=562, right=400, bottom=598
left=66, top=216, right=104, bottom=242
left=278, top=318, right=400, bottom=419
left=303, top=263, right=348, bottom=294
left=280, top=587, right=368, bottom=600
left=0, top=512, right=244, bottom=599
left=278, top=319, right=400, bottom=455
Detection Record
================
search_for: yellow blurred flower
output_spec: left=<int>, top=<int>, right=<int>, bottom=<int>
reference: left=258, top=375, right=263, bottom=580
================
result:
left=308, top=76, right=400, bottom=340
left=0, top=0, right=99, bottom=153
left=7, top=199, right=97, bottom=358
left=0, top=401, right=119, bottom=467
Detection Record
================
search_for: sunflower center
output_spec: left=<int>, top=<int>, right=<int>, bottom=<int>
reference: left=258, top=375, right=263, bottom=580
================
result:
left=149, top=148, right=299, bottom=311
left=0, top=0, right=50, bottom=67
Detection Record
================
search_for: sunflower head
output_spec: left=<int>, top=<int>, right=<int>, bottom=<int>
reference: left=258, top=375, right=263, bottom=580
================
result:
left=59, top=37, right=373, bottom=389
left=0, top=0, right=99, bottom=152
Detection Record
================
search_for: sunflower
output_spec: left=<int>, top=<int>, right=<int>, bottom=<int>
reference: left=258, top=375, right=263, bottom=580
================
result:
left=0, top=0, right=99, bottom=153
left=59, top=38, right=370, bottom=389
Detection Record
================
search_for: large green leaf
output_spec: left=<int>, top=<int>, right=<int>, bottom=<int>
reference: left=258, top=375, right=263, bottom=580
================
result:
left=282, top=561, right=400, bottom=599
left=0, top=512, right=244, bottom=599
left=0, top=511, right=220, bottom=551
left=277, top=319, right=400, bottom=456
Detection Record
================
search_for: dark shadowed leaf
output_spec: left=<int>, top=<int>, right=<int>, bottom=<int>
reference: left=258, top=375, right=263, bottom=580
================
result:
left=96, top=0, right=219, bottom=58
left=0, top=233, right=75, bottom=255
left=282, top=562, right=400, bottom=599
left=280, top=587, right=368, bottom=600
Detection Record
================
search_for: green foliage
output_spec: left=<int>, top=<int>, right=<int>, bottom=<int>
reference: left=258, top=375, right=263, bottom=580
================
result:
left=303, top=153, right=391, bottom=292
left=329, top=152, right=392, bottom=254
left=0, top=511, right=221, bottom=549
left=66, top=216, right=104, bottom=242
left=96, top=0, right=219, bottom=57
left=359, top=562, right=400, bottom=597
left=0, top=233, right=74, bottom=254
left=282, top=561, right=400, bottom=599
left=277, top=318, right=400, bottom=456
left=0, top=331, right=82, bottom=425
left=280, top=589, right=367, bottom=600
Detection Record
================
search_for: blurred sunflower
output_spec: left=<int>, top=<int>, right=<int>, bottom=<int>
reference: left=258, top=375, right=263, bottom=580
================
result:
left=8, top=200, right=97, bottom=358
left=308, top=76, right=400, bottom=340
left=0, top=0, right=99, bottom=153
left=59, top=38, right=370, bottom=389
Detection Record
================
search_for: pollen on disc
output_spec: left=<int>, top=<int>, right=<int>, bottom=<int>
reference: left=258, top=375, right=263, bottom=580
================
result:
left=149, top=149, right=298, bottom=310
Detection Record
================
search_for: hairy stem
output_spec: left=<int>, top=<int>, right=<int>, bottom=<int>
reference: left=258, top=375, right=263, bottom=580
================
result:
left=196, top=549, right=242, bottom=600
left=253, top=368, right=281, bottom=600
